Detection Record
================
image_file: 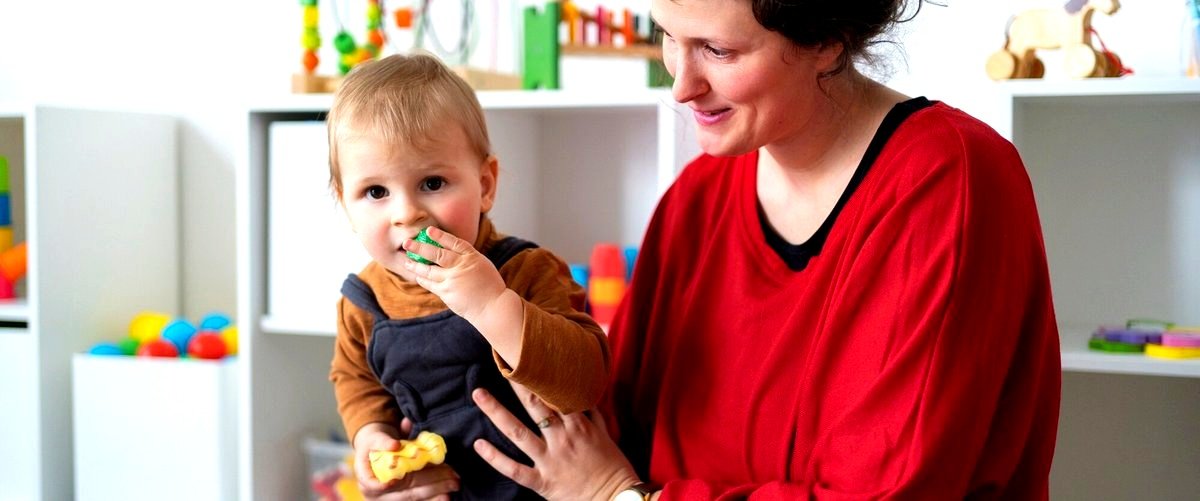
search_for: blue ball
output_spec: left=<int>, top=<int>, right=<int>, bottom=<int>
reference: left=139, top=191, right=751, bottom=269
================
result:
left=199, top=312, right=232, bottom=331
left=88, top=342, right=124, bottom=356
left=161, top=319, right=198, bottom=354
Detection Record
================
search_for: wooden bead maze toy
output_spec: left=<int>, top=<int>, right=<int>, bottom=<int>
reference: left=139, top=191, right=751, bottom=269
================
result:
left=295, top=0, right=394, bottom=93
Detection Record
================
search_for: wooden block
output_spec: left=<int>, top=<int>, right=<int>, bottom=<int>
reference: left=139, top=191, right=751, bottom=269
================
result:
left=452, top=67, right=524, bottom=91
left=292, top=73, right=343, bottom=94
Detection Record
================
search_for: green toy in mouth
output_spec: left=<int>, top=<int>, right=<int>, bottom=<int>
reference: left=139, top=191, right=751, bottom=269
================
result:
left=406, top=227, right=442, bottom=265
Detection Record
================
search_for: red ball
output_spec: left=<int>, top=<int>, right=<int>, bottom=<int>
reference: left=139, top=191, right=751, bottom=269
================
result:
left=188, top=331, right=228, bottom=360
left=136, top=339, right=179, bottom=358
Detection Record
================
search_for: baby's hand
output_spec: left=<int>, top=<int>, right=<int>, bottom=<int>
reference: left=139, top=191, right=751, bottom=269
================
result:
left=369, top=431, right=448, bottom=482
left=402, top=226, right=508, bottom=321
left=353, top=424, right=403, bottom=493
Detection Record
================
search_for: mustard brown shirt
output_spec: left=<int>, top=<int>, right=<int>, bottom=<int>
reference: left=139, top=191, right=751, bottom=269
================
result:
left=330, top=217, right=609, bottom=442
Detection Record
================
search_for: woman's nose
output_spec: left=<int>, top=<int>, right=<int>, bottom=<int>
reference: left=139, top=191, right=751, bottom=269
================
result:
left=670, top=51, right=707, bottom=104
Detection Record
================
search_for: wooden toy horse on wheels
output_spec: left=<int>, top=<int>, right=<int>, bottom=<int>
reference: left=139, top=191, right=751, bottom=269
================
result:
left=987, top=0, right=1124, bottom=80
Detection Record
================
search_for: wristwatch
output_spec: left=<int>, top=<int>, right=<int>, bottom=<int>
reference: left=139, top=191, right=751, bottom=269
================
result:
left=613, top=481, right=658, bottom=501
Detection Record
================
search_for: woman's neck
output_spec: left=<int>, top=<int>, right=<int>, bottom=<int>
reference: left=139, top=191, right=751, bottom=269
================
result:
left=755, top=72, right=908, bottom=244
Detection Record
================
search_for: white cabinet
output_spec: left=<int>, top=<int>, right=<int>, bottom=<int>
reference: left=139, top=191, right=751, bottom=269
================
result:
left=72, top=355, right=237, bottom=501
left=236, top=89, right=698, bottom=500
left=989, top=78, right=1200, bottom=500
left=0, top=106, right=179, bottom=501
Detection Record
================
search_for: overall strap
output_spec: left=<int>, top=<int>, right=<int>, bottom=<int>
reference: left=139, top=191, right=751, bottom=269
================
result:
left=485, top=236, right=539, bottom=270
left=340, top=274, right=389, bottom=323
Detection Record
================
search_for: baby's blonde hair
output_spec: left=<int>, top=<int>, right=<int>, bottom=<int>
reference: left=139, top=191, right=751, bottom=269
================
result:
left=327, top=53, right=491, bottom=197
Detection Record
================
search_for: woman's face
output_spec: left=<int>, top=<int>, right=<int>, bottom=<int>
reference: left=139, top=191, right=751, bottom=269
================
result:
left=652, top=0, right=838, bottom=156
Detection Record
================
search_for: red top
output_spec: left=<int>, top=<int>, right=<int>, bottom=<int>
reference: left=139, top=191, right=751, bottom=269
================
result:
left=605, top=101, right=1061, bottom=500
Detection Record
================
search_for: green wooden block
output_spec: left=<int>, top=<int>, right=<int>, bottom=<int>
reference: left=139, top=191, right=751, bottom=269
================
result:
left=648, top=59, right=673, bottom=88
left=523, top=3, right=560, bottom=90
left=0, top=156, right=8, bottom=193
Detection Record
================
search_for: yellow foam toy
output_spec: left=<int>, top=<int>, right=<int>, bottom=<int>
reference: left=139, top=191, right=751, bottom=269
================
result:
left=368, top=431, right=448, bottom=483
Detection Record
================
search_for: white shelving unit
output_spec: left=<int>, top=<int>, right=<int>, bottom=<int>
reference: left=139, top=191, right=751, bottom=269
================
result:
left=0, top=106, right=179, bottom=501
left=236, top=89, right=698, bottom=500
left=996, top=78, right=1200, bottom=378
left=990, top=77, right=1200, bottom=500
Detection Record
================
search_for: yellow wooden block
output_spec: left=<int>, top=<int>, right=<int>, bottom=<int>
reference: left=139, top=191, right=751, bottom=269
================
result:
left=0, top=227, right=12, bottom=252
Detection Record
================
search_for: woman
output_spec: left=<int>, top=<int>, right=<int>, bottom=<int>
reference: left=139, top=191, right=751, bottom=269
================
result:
left=404, top=0, right=1061, bottom=499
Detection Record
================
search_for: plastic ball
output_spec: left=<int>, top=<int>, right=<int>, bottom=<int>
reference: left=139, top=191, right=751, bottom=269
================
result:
left=299, top=0, right=317, bottom=6
left=161, top=319, right=198, bottom=354
left=88, top=342, right=124, bottom=356
left=220, top=326, right=238, bottom=356
left=136, top=339, right=179, bottom=358
left=129, top=311, right=171, bottom=344
left=338, top=62, right=352, bottom=75
left=199, top=312, right=232, bottom=331
left=333, top=31, right=356, bottom=54
left=367, top=3, right=381, bottom=22
left=188, top=332, right=228, bottom=360
left=117, top=337, right=140, bottom=355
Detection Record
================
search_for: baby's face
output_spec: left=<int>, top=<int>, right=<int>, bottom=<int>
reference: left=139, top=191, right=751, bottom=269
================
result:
left=338, top=126, right=496, bottom=278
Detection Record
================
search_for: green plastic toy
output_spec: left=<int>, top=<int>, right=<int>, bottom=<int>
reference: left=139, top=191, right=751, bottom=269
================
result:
left=406, top=227, right=443, bottom=265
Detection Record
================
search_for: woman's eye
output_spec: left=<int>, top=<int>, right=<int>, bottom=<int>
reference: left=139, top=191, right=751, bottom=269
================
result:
left=421, top=177, right=446, bottom=192
left=365, top=186, right=388, bottom=200
left=705, top=45, right=731, bottom=58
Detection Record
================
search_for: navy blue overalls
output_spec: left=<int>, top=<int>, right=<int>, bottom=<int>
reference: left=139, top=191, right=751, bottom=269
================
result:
left=341, top=237, right=543, bottom=500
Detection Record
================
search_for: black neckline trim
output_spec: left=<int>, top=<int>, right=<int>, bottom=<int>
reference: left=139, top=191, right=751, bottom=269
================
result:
left=759, top=96, right=934, bottom=271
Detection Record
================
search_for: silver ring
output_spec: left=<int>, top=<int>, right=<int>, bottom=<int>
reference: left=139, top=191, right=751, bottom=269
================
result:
left=536, top=416, right=554, bottom=429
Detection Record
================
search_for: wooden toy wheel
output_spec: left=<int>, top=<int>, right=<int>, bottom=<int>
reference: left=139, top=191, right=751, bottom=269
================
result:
left=1063, top=44, right=1102, bottom=78
left=986, top=50, right=1018, bottom=80
left=1026, top=57, right=1045, bottom=78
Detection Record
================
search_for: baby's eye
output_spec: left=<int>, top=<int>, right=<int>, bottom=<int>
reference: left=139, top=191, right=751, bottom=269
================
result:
left=421, top=177, right=446, bottom=192
left=365, top=186, right=388, bottom=200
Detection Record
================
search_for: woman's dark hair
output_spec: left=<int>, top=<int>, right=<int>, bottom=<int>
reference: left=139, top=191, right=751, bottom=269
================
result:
left=749, top=0, right=923, bottom=77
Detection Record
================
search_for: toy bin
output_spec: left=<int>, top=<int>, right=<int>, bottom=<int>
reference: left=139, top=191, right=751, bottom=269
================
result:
left=304, top=437, right=361, bottom=501
left=71, top=353, right=237, bottom=501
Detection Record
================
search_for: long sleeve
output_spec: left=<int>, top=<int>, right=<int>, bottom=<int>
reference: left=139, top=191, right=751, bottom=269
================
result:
left=496, top=248, right=610, bottom=414
left=330, top=296, right=401, bottom=442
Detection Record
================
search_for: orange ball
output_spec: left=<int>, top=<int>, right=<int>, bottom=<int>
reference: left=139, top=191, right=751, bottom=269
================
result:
left=303, top=50, right=319, bottom=73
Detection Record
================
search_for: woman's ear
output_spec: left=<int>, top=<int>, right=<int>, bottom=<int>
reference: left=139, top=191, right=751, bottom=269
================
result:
left=480, top=155, right=499, bottom=213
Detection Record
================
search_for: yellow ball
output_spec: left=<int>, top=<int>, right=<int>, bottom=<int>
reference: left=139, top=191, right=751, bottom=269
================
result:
left=220, top=326, right=238, bottom=356
left=129, top=311, right=171, bottom=345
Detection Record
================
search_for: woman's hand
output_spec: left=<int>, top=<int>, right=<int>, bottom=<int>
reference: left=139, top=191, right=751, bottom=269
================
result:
left=353, top=420, right=461, bottom=501
left=471, top=384, right=642, bottom=500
